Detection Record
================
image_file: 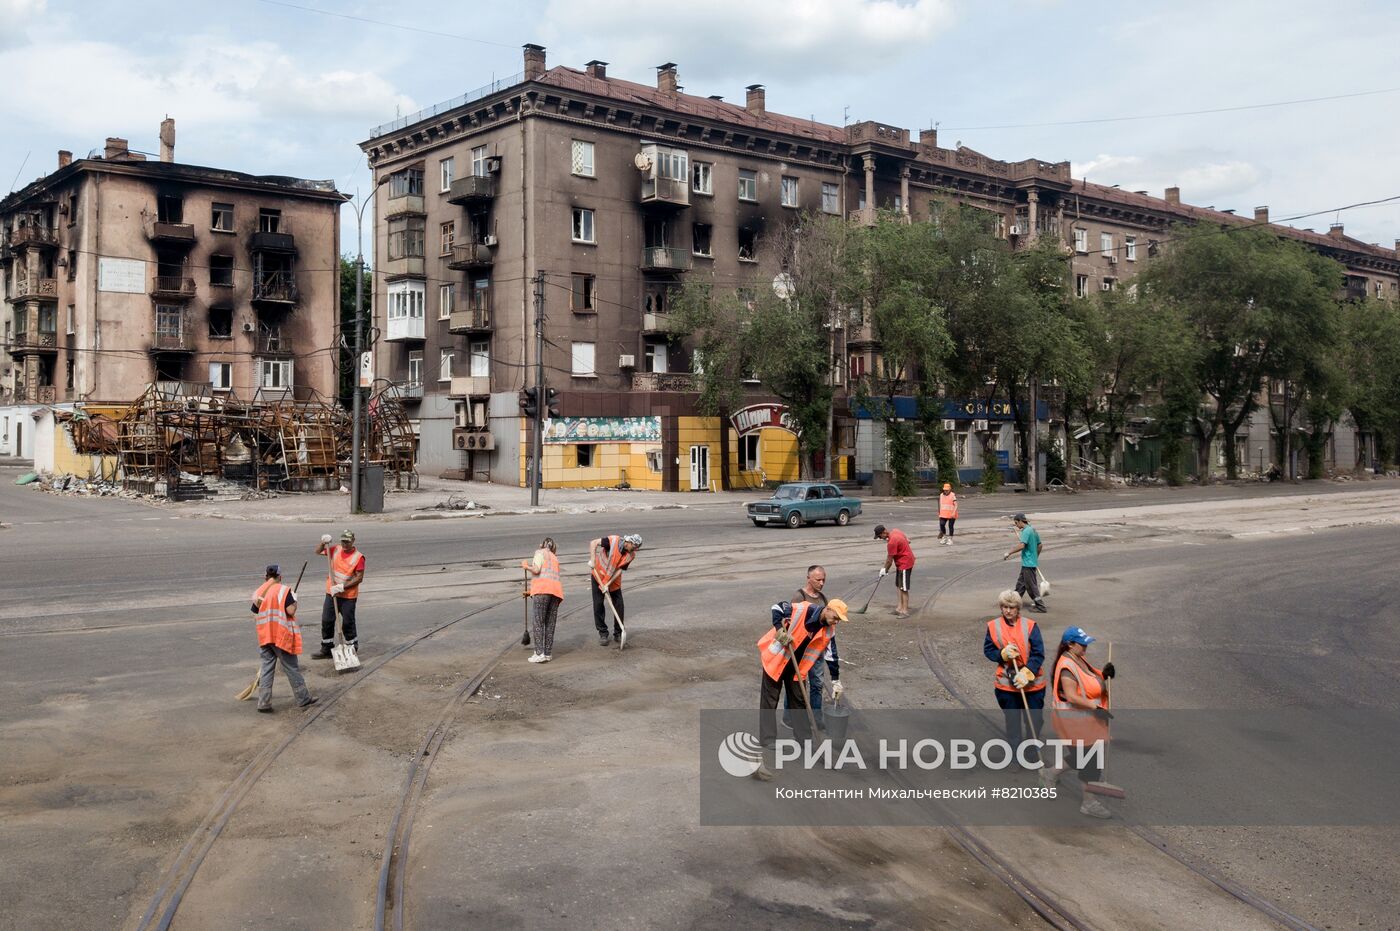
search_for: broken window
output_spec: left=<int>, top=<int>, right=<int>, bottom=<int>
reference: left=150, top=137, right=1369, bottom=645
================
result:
left=738, top=228, right=757, bottom=262
left=692, top=161, right=713, bottom=195
left=571, top=274, right=596, bottom=313
left=157, top=195, right=183, bottom=223
left=572, top=207, right=595, bottom=243
left=209, top=255, right=234, bottom=287
left=780, top=176, right=799, bottom=207
left=389, top=167, right=424, bottom=198
left=692, top=223, right=712, bottom=257
left=208, top=307, right=233, bottom=339
left=644, top=341, right=668, bottom=374
left=211, top=203, right=234, bottom=232
left=259, top=209, right=282, bottom=233
left=440, top=221, right=455, bottom=255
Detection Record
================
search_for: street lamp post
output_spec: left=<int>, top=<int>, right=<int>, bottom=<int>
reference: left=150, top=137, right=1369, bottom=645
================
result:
left=348, top=177, right=389, bottom=514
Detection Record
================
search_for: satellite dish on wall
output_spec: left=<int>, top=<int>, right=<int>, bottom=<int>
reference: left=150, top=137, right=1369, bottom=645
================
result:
left=633, top=152, right=653, bottom=172
left=772, top=273, right=794, bottom=299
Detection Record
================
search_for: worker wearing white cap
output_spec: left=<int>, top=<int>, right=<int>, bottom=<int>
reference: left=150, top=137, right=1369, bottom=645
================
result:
left=588, top=533, right=642, bottom=646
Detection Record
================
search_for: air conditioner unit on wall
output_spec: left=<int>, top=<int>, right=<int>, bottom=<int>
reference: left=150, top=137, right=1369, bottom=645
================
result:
left=470, top=433, right=495, bottom=451
left=481, top=234, right=498, bottom=247
left=972, top=419, right=990, bottom=433
left=453, top=432, right=469, bottom=450
left=1107, top=254, right=1119, bottom=264
left=486, top=156, right=502, bottom=174
left=618, top=354, right=636, bottom=368
left=942, top=419, right=957, bottom=432
left=1009, top=225, right=1024, bottom=236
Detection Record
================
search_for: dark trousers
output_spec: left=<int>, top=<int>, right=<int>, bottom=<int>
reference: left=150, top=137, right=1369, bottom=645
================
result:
left=1014, top=566, right=1043, bottom=604
left=939, top=516, right=956, bottom=536
left=995, top=687, right=1044, bottom=766
left=321, top=595, right=358, bottom=647
left=761, top=667, right=813, bottom=747
left=590, top=578, right=623, bottom=638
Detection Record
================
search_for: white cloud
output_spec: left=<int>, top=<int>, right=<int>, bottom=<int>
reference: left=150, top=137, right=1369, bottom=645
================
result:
left=0, top=0, right=45, bottom=50
left=1073, top=153, right=1263, bottom=204
left=540, top=0, right=956, bottom=85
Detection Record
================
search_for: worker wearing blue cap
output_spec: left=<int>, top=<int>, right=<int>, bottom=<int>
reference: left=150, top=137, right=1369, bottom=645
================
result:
left=1047, top=626, right=1116, bottom=818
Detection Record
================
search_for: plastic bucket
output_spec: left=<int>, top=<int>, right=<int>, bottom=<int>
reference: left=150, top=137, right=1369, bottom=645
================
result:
left=824, top=698, right=851, bottom=743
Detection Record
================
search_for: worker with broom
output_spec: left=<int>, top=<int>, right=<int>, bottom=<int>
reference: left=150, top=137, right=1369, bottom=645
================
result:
left=588, top=533, right=642, bottom=646
left=873, top=525, right=916, bottom=618
left=520, top=537, right=563, bottom=664
left=250, top=565, right=317, bottom=713
left=783, top=565, right=841, bottom=731
left=982, top=589, right=1046, bottom=767
left=754, top=598, right=850, bottom=779
left=1046, top=626, right=1117, bottom=819
left=313, top=530, right=365, bottom=658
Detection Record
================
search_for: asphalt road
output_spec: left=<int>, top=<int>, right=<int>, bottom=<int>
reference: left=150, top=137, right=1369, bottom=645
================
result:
left=2, top=469, right=1398, bottom=929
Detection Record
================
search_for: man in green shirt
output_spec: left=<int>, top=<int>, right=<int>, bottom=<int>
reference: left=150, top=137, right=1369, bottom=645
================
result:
left=1003, top=512, right=1047, bottom=613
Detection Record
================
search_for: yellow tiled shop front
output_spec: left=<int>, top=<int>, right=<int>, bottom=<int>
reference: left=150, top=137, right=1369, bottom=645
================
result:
left=517, top=416, right=803, bottom=490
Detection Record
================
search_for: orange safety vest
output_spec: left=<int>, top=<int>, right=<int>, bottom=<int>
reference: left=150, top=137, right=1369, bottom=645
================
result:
left=986, top=616, right=1046, bottom=692
left=1050, top=653, right=1110, bottom=747
left=591, top=535, right=632, bottom=592
left=255, top=582, right=302, bottom=655
left=939, top=492, right=958, bottom=519
left=756, top=602, right=832, bottom=683
left=529, top=549, right=564, bottom=600
left=326, top=545, right=363, bottom=599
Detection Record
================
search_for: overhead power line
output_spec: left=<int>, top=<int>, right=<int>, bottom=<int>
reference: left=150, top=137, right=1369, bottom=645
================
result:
left=940, top=87, right=1400, bottom=131
left=248, top=0, right=518, bottom=48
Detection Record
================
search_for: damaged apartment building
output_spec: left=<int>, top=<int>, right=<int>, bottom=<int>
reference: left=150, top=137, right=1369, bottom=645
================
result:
left=0, top=120, right=346, bottom=461
left=361, top=46, right=1400, bottom=490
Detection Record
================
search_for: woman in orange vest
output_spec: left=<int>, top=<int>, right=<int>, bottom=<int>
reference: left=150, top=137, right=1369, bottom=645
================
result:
left=937, top=483, right=958, bottom=545
left=250, top=565, right=317, bottom=713
left=982, top=590, right=1046, bottom=766
left=1047, top=625, right=1116, bottom=818
left=521, top=537, right=564, bottom=664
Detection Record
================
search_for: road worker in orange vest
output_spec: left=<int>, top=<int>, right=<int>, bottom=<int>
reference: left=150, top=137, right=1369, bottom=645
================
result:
left=982, top=589, right=1046, bottom=766
left=756, top=598, right=850, bottom=765
left=313, top=530, right=365, bottom=658
left=1047, top=626, right=1116, bottom=818
left=521, top=537, right=564, bottom=664
left=937, top=483, right=958, bottom=545
left=250, top=565, right=317, bottom=713
left=588, top=533, right=641, bottom=646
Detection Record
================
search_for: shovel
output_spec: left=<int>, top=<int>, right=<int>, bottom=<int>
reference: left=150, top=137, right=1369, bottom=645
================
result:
left=603, top=587, right=627, bottom=650
left=238, top=561, right=307, bottom=700
left=853, top=572, right=884, bottom=615
left=331, top=597, right=360, bottom=673
left=1085, top=642, right=1126, bottom=799
left=782, top=641, right=821, bottom=739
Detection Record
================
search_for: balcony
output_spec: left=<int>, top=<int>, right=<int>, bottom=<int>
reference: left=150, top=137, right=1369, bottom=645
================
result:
left=642, top=311, right=674, bottom=334
left=385, top=315, right=425, bottom=342
left=448, top=306, right=492, bottom=334
left=258, top=332, right=294, bottom=356
left=632, top=371, right=696, bottom=392
left=150, top=330, right=194, bottom=354
left=249, top=230, right=296, bottom=254
left=385, top=193, right=425, bottom=218
left=397, top=382, right=423, bottom=401
left=640, top=177, right=690, bottom=209
left=151, top=276, right=196, bottom=300
left=11, top=331, right=58, bottom=353
left=147, top=221, right=196, bottom=246
left=8, top=277, right=58, bottom=303
left=848, top=207, right=878, bottom=227
left=449, top=375, right=490, bottom=397
left=8, top=225, right=58, bottom=250
left=381, top=256, right=425, bottom=279
left=252, top=274, right=299, bottom=306
left=446, top=176, right=495, bottom=206
left=640, top=246, right=691, bottom=273
left=18, top=385, right=57, bottom=404
left=446, top=240, right=495, bottom=270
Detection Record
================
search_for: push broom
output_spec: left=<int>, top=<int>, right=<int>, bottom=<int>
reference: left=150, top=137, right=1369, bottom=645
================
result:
left=1084, top=642, right=1126, bottom=799
left=237, top=561, right=307, bottom=700
left=853, top=572, right=884, bottom=615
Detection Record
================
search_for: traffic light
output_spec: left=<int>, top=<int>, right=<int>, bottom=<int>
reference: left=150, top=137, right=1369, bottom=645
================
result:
left=519, top=386, right=539, bottom=419
left=545, top=387, right=561, bottom=418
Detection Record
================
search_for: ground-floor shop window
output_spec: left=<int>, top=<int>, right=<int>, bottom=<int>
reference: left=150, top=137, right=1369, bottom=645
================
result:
left=740, top=434, right=760, bottom=471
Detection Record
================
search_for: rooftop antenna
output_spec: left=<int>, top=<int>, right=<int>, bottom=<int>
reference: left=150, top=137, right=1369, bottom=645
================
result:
left=8, top=150, right=31, bottom=194
left=843, top=105, right=849, bottom=125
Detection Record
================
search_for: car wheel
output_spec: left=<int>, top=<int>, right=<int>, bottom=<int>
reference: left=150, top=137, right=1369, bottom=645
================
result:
left=836, top=509, right=850, bottom=526
left=786, top=511, right=803, bottom=529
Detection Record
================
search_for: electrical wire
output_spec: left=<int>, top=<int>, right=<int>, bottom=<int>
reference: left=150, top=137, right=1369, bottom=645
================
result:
left=246, top=0, right=518, bottom=48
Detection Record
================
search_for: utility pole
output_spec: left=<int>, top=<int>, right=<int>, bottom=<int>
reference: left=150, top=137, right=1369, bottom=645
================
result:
left=824, top=304, right=835, bottom=481
left=1027, top=376, right=1039, bottom=491
left=530, top=270, right=545, bottom=507
left=351, top=209, right=367, bottom=514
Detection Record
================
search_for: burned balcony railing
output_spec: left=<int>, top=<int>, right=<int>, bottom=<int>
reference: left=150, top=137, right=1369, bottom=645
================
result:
left=447, top=240, right=495, bottom=270
left=151, top=276, right=196, bottom=300
left=252, top=273, right=300, bottom=305
left=640, top=246, right=691, bottom=272
left=446, top=175, right=495, bottom=206
left=8, top=225, right=59, bottom=250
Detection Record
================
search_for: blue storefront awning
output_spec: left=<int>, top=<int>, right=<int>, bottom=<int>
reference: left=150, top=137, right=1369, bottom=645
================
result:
left=853, top=397, right=1050, bottom=421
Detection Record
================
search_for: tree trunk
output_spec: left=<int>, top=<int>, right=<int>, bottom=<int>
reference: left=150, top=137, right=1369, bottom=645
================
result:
left=718, top=411, right=731, bottom=490
left=1193, top=419, right=1215, bottom=481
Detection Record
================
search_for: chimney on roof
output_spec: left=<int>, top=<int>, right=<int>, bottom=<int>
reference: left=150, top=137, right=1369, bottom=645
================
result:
left=919, top=128, right=938, bottom=148
left=1254, top=206, right=1269, bottom=224
left=585, top=60, right=608, bottom=79
left=57, top=150, right=72, bottom=169
left=1164, top=186, right=1180, bottom=205
left=657, top=63, right=677, bottom=96
left=104, top=137, right=130, bottom=160
left=159, top=117, right=176, bottom=163
left=708, top=95, right=724, bottom=101
left=1329, top=223, right=1344, bottom=239
left=523, top=43, right=546, bottom=80
left=745, top=84, right=765, bottom=116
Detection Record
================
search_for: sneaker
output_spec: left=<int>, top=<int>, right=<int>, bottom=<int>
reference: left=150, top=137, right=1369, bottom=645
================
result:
left=311, top=647, right=333, bottom=660
left=1080, top=796, right=1112, bottom=819
left=598, top=634, right=611, bottom=647
left=893, top=610, right=910, bottom=618
left=945, top=538, right=953, bottom=546
left=1039, top=766, right=1062, bottom=788
left=298, top=696, right=319, bottom=708
left=256, top=705, right=273, bottom=713
left=1032, top=602, right=1048, bottom=613
left=540, top=654, right=552, bottom=663
left=527, top=654, right=545, bottom=663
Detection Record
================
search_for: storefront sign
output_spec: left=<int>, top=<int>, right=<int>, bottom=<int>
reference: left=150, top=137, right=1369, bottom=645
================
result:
left=730, top=403, right=796, bottom=437
left=543, top=416, right=661, bottom=445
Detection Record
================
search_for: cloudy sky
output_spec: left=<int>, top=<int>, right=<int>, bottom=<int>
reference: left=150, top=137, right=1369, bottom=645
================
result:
left=3, top=0, right=1398, bottom=256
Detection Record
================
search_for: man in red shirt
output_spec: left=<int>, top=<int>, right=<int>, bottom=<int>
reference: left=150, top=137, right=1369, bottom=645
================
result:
left=874, top=525, right=915, bottom=617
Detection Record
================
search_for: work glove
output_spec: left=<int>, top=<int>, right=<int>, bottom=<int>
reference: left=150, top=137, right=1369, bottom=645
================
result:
left=1002, top=552, right=1011, bottom=561
left=999, top=644, right=1021, bottom=662
left=1101, top=662, right=1116, bottom=680
left=330, top=583, right=345, bottom=596
left=1012, top=667, right=1035, bottom=690
left=320, top=534, right=333, bottom=545
left=775, top=628, right=794, bottom=647
left=878, top=567, right=888, bottom=578
left=1092, top=708, right=1115, bottom=723
left=831, top=680, right=845, bottom=700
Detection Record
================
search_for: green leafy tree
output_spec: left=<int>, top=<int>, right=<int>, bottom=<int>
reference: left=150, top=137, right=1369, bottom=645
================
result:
left=338, top=256, right=372, bottom=408
left=1339, top=298, right=1400, bottom=470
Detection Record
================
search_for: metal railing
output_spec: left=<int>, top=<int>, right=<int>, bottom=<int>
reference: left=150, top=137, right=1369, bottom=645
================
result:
left=640, top=246, right=691, bottom=272
left=151, top=276, right=196, bottom=297
left=252, top=274, right=299, bottom=304
left=8, top=225, right=58, bottom=248
left=369, top=72, right=525, bottom=138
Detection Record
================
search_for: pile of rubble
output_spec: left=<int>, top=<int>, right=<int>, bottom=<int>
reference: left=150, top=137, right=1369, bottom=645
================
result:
left=33, top=472, right=140, bottom=498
